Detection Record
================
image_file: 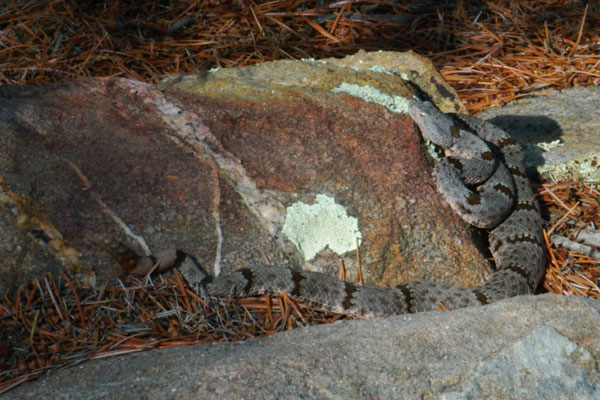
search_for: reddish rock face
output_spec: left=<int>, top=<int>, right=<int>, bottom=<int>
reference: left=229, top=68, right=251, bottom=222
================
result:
left=0, top=59, right=490, bottom=296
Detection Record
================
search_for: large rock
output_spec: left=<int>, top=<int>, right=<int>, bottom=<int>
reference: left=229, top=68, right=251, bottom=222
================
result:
left=6, top=294, right=599, bottom=399
left=0, top=51, right=490, bottom=296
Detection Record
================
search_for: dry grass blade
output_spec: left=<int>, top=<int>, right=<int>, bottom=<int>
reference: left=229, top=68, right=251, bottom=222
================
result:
left=173, top=270, right=192, bottom=313
left=567, top=3, right=589, bottom=59
left=0, top=268, right=351, bottom=393
left=355, top=237, right=364, bottom=285
left=538, top=181, right=600, bottom=298
left=338, top=259, right=347, bottom=281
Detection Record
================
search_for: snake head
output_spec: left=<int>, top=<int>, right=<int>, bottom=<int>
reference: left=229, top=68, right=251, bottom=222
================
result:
left=408, top=101, right=459, bottom=149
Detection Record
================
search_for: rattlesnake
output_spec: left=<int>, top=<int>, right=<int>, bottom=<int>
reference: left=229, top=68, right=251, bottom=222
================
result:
left=132, top=101, right=547, bottom=317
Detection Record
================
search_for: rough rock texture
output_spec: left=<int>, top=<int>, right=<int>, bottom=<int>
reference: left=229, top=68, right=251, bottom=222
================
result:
left=478, top=86, right=600, bottom=181
left=0, top=51, right=489, bottom=297
left=7, top=294, right=599, bottom=400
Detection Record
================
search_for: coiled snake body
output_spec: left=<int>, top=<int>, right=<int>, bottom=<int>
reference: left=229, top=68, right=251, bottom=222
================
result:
left=136, top=101, right=547, bottom=317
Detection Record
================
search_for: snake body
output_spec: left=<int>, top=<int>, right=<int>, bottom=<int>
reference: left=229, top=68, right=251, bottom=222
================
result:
left=138, top=101, right=547, bottom=317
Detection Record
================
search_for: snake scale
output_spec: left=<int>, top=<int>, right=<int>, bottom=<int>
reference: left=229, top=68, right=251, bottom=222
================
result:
left=133, top=101, right=547, bottom=318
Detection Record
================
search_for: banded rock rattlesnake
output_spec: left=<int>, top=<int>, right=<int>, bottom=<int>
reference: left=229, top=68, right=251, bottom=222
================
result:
left=129, top=100, right=547, bottom=317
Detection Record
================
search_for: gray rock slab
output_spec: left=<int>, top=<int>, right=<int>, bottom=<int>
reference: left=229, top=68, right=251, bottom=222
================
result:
left=478, top=86, right=600, bottom=181
left=7, top=294, right=599, bottom=400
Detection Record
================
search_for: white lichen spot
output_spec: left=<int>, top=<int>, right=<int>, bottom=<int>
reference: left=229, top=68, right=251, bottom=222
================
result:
left=537, top=139, right=564, bottom=151
left=523, top=140, right=564, bottom=164
left=423, top=137, right=442, bottom=161
left=282, top=194, right=362, bottom=260
left=331, top=83, right=410, bottom=114
left=368, top=65, right=394, bottom=75
left=538, top=151, right=600, bottom=181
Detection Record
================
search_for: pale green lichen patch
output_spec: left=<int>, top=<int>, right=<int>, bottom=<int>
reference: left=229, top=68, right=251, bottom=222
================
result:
left=282, top=194, right=362, bottom=260
left=537, top=139, right=564, bottom=151
left=422, top=137, right=443, bottom=161
left=331, top=82, right=410, bottom=114
left=368, top=65, right=394, bottom=75
left=538, top=151, right=600, bottom=181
